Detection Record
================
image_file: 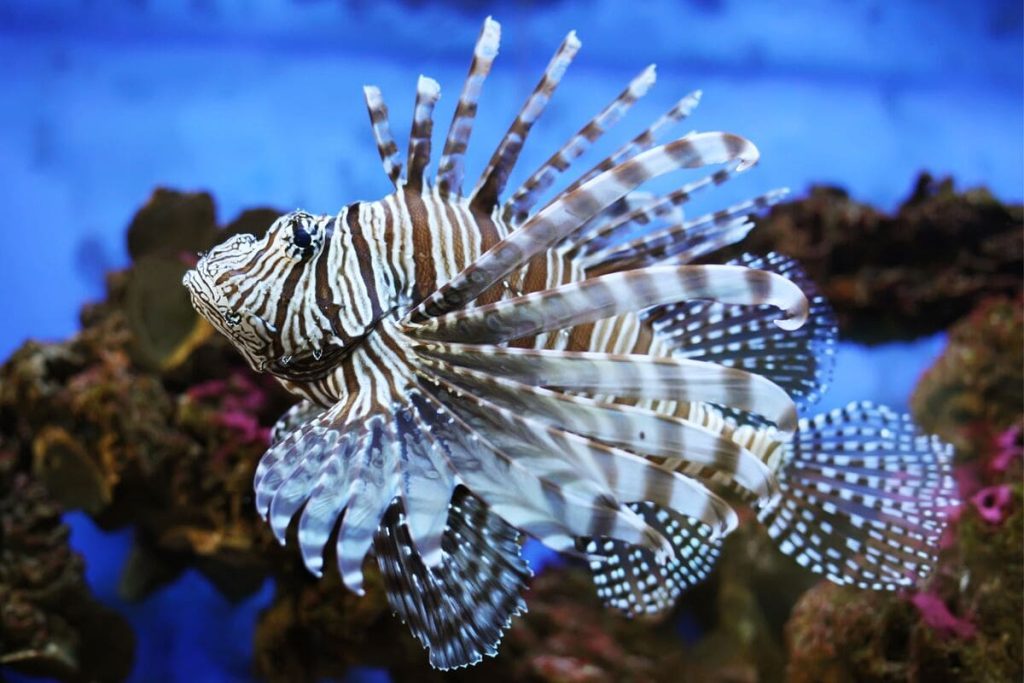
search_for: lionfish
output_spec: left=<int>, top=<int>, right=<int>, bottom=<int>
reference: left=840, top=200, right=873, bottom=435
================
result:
left=183, top=17, right=956, bottom=669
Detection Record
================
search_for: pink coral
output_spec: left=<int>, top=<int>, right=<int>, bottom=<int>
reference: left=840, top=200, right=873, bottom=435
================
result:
left=970, top=484, right=1013, bottom=525
left=991, top=425, right=1023, bottom=473
left=910, top=591, right=976, bottom=639
left=187, top=371, right=273, bottom=446
left=188, top=371, right=269, bottom=413
left=188, top=378, right=228, bottom=401
left=217, top=410, right=271, bottom=445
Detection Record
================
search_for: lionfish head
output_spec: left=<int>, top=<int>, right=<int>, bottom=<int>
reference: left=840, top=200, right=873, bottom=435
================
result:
left=183, top=210, right=339, bottom=376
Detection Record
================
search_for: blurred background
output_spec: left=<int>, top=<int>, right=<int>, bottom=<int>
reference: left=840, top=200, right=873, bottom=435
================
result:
left=0, top=1, right=1020, bottom=681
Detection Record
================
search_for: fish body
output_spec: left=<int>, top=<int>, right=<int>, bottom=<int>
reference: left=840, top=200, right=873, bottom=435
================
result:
left=183, top=17, right=955, bottom=669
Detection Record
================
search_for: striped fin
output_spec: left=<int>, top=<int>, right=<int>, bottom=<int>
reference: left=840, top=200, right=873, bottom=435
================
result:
left=408, top=264, right=809, bottom=344
left=428, top=373, right=741, bottom=536
left=470, top=30, right=582, bottom=213
left=568, top=190, right=681, bottom=253
left=584, top=190, right=789, bottom=272
left=266, top=428, right=340, bottom=544
left=335, top=421, right=400, bottom=594
left=437, top=16, right=501, bottom=198
left=269, top=399, right=321, bottom=444
left=647, top=253, right=837, bottom=411
left=406, top=76, right=442, bottom=193
left=422, top=359, right=776, bottom=504
left=394, top=399, right=459, bottom=568
left=585, top=503, right=721, bottom=618
left=760, top=402, right=957, bottom=589
left=254, top=397, right=354, bottom=520
left=373, top=490, right=531, bottom=670
left=408, top=388, right=674, bottom=560
left=410, top=342, right=798, bottom=434
left=363, top=85, right=403, bottom=188
left=296, top=445, right=351, bottom=576
left=256, top=403, right=404, bottom=593
left=560, top=90, right=702, bottom=198
left=503, top=64, right=658, bottom=225
left=405, top=133, right=761, bottom=325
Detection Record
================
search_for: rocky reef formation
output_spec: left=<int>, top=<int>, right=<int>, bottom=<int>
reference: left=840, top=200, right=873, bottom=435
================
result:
left=0, top=190, right=291, bottom=681
left=1, top=184, right=1021, bottom=682
left=0, top=445, right=135, bottom=681
left=727, top=174, right=1023, bottom=342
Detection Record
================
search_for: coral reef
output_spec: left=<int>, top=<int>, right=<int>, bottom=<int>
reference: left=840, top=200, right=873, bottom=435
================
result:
left=2, top=185, right=1021, bottom=682
left=0, top=190, right=294, bottom=608
left=726, top=174, right=1023, bottom=342
left=911, top=297, right=1024, bottom=455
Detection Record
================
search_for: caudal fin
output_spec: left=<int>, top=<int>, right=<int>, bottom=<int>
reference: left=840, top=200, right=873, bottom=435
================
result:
left=759, top=402, right=957, bottom=590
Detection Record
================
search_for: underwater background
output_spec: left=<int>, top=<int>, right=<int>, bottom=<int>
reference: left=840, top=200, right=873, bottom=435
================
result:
left=0, top=1, right=1021, bottom=682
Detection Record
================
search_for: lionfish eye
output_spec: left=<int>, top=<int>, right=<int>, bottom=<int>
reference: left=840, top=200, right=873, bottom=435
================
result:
left=224, top=311, right=241, bottom=326
left=292, top=224, right=312, bottom=249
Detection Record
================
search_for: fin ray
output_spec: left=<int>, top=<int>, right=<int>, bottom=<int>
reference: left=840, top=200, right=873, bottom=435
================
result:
left=470, top=31, right=582, bottom=212
left=363, top=85, right=403, bottom=187
left=437, top=17, right=502, bottom=198
left=560, top=90, right=702, bottom=198
left=412, top=342, right=798, bottom=434
left=406, top=76, right=442, bottom=193
left=408, top=387, right=672, bottom=558
left=503, top=64, right=658, bottom=224
left=421, top=358, right=774, bottom=506
left=407, top=264, right=809, bottom=344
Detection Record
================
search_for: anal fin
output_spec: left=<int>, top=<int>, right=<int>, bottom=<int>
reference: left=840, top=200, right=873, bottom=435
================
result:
left=585, top=502, right=721, bottom=618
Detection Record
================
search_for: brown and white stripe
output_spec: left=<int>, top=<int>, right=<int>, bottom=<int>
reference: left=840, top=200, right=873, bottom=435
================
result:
left=502, top=64, right=658, bottom=225
left=469, top=30, right=582, bottom=213
left=437, top=16, right=501, bottom=198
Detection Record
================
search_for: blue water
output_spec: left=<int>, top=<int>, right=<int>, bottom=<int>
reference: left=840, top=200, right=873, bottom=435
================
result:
left=1, top=1, right=1019, bottom=681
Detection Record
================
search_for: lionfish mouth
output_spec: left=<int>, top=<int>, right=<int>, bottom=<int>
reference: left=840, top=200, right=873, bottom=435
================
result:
left=182, top=268, right=273, bottom=373
left=184, top=14, right=957, bottom=674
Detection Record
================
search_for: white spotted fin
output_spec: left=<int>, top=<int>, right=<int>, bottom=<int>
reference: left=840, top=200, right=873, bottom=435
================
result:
left=645, top=252, right=838, bottom=416
left=585, top=502, right=721, bottom=619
